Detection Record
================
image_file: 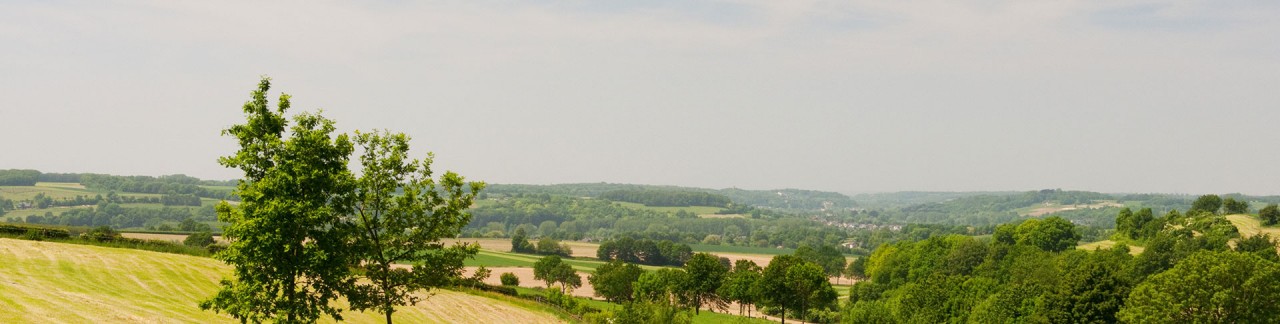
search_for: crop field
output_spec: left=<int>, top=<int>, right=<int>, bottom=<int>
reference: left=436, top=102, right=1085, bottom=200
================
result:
left=0, top=238, right=566, bottom=323
left=1226, top=214, right=1280, bottom=239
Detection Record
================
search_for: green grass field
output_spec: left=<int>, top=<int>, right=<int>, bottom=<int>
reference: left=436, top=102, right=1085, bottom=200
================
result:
left=0, top=238, right=566, bottom=323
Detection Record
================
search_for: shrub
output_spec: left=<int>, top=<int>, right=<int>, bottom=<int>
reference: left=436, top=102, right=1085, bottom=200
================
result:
left=184, top=231, right=215, bottom=247
left=501, top=272, right=520, bottom=286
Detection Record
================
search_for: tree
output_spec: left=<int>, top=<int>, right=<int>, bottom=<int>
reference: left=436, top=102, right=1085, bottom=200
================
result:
left=1261, top=204, right=1280, bottom=226
left=1119, top=251, right=1280, bottom=323
left=719, top=259, right=762, bottom=317
left=1014, top=216, right=1080, bottom=252
left=1190, top=194, right=1223, bottom=214
left=343, top=130, right=485, bottom=324
left=589, top=260, right=644, bottom=303
left=759, top=255, right=806, bottom=323
left=500, top=272, right=520, bottom=286
left=201, top=77, right=358, bottom=323
left=794, top=244, right=847, bottom=282
left=533, top=255, right=579, bottom=293
left=1223, top=197, right=1250, bottom=215
left=511, top=228, right=534, bottom=253
left=683, top=253, right=728, bottom=314
left=634, top=268, right=692, bottom=308
left=184, top=231, right=215, bottom=247
left=785, top=261, right=837, bottom=321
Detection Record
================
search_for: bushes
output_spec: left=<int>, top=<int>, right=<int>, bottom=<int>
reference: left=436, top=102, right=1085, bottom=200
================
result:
left=184, top=231, right=215, bottom=247
left=0, top=223, right=71, bottom=239
left=501, top=272, right=520, bottom=286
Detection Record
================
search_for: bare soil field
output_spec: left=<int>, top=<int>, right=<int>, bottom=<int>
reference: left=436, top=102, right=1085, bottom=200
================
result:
left=444, top=238, right=599, bottom=258
left=1025, top=201, right=1124, bottom=217
left=465, top=266, right=597, bottom=298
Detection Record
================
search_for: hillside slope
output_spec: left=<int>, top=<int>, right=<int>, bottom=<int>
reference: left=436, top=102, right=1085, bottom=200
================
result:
left=0, top=239, right=564, bottom=323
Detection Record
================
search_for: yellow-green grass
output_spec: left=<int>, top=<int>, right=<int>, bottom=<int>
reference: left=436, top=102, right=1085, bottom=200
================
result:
left=1226, top=214, right=1280, bottom=239
left=0, top=238, right=565, bottom=323
left=1076, top=240, right=1145, bottom=255
left=613, top=201, right=725, bottom=215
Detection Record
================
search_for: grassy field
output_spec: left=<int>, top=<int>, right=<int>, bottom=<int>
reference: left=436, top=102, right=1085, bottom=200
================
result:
left=1226, top=214, right=1280, bottom=238
left=1076, top=240, right=1145, bottom=255
left=0, top=238, right=566, bottom=323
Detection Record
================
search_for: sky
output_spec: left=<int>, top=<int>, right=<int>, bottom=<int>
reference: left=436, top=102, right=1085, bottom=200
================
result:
left=2, top=1, right=1278, bottom=195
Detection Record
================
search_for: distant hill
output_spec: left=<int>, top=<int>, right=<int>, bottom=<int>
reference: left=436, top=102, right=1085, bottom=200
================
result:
left=486, top=183, right=857, bottom=210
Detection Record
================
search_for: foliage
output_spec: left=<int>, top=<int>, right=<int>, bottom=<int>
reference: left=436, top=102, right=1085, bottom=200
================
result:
left=634, top=268, right=692, bottom=308
left=1223, top=197, right=1250, bottom=214
left=81, top=173, right=236, bottom=201
left=759, top=254, right=836, bottom=323
left=533, top=255, right=581, bottom=293
left=200, top=77, right=357, bottom=323
left=1012, top=216, right=1081, bottom=252
left=1119, top=251, right=1280, bottom=323
left=589, top=260, right=644, bottom=303
left=599, top=190, right=731, bottom=207
left=718, top=259, right=762, bottom=317
left=536, top=237, right=573, bottom=257
left=0, top=169, right=41, bottom=186
left=343, top=130, right=485, bottom=323
left=510, top=228, right=535, bottom=253
left=1190, top=194, right=1223, bottom=214
left=500, top=272, right=520, bottom=286
left=597, top=237, right=693, bottom=266
left=683, top=253, right=728, bottom=314
left=184, top=231, right=215, bottom=247
left=794, top=244, right=847, bottom=278
left=1261, top=204, right=1280, bottom=226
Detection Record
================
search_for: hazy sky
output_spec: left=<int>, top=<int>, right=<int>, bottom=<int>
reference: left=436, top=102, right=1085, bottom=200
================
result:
left=2, top=1, right=1278, bottom=195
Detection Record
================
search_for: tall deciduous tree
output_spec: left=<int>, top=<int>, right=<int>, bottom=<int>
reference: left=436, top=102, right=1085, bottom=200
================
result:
left=589, top=260, right=644, bottom=303
left=1190, top=194, right=1223, bottom=214
left=1119, top=251, right=1280, bottom=323
left=201, top=78, right=357, bottom=323
left=683, top=252, right=728, bottom=314
left=1260, top=204, right=1280, bottom=226
left=718, top=259, right=762, bottom=317
left=344, top=130, right=484, bottom=323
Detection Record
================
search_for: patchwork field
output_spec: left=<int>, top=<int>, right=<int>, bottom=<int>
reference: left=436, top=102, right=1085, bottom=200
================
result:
left=1226, top=214, right=1280, bottom=238
left=0, top=238, right=565, bottom=323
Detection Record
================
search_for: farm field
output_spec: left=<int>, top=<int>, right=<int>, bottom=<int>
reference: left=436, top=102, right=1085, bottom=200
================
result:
left=1226, top=214, right=1280, bottom=238
left=0, top=238, right=566, bottom=323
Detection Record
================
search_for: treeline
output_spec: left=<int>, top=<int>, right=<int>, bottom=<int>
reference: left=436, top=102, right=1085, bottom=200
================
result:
left=20, top=202, right=216, bottom=230
left=81, top=174, right=236, bottom=201
left=599, top=190, right=730, bottom=207
left=844, top=209, right=1280, bottom=322
left=466, top=194, right=850, bottom=249
left=596, top=237, right=693, bottom=266
left=484, top=183, right=856, bottom=210
left=0, top=169, right=41, bottom=186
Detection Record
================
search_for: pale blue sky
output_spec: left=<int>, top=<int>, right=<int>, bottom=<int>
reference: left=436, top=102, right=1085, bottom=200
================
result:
left=2, top=1, right=1278, bottom=195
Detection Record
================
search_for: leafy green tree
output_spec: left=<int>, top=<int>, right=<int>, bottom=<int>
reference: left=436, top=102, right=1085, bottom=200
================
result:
left=1261, top=204, right=1280, bottom=226
left=500, top=272, right=519, bottom=286
left=201, top=78, right=357, bottom=323
left=1190, top=194, right=1223, bottom=214
left=1014, top=216, right=1080, bottom=252
left=511, top=228, right=534, bottom=253
left=533, top=255, right=580, bottom=293
left=786, top=261, right=837, bottom=321
left=1235, top=234, right=1280, bottom=262
left=184, top=231, right=215, bottom=247
left=683, top=253, right=727, bottom=314
left=1114, top=208, right=1134, bottom=238
left=633, top=268, right=692, bottom=308
left=1119, top=251, right=1280, bottom=323
left=343, top=130, right=484, bottom=323
left=1040, top=249, right=1132, bottom=323
left=794, top=244, right=847, bottom=281
left=589, top=260, right=644, bottom=303
left=1223, top=197, right=1250, bottom=214
left=718, top=259, right=762, bottom=317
